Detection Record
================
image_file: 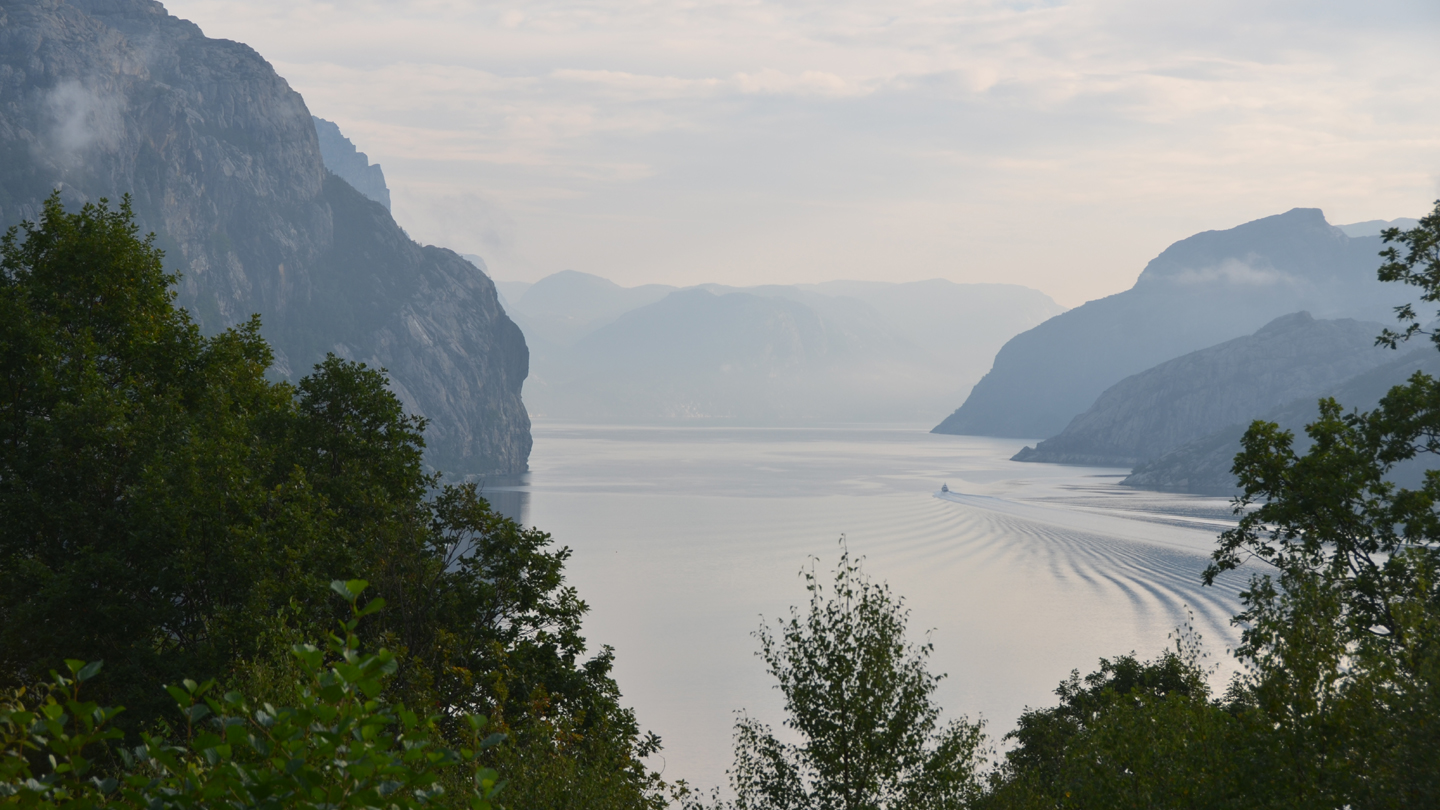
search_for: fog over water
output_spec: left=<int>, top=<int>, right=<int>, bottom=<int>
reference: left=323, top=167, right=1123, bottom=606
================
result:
left=484, top=424, right=1256, bottom=791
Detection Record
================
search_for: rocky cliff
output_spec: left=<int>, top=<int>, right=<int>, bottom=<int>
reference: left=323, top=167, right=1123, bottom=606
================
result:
left=933, top=209, right=1417, bottom=440
left=1012, top=312, right=1393, bottom=466
left=0, top=0, right=529, bottom=474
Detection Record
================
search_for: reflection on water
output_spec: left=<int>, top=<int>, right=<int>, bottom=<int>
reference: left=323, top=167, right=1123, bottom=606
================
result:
left=466, top=473, right=529, bottom=525
left=485, top=423, right=1255, bottom=792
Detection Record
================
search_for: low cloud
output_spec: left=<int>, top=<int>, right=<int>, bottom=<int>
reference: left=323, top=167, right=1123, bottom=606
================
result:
left=392, top=189, right=519, bottom=263
left=164, top=0, right=1440, bottom=303
left=1169, top=258, right=1295, bottom=287
left=43, top=81, right=125, bottom=166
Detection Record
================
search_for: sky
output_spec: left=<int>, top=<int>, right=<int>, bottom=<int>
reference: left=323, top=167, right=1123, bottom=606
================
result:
left=162, top=0, right=1440, bottom=307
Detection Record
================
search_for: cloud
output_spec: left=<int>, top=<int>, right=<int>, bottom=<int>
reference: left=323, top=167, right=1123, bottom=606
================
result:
left=1168, top=258, right=1295, bottom=287
left=393, top=190, right=519, bottom=260
left=42, top=81, right=125, bottom=166
left=163, top=0, right=1440, bottom=304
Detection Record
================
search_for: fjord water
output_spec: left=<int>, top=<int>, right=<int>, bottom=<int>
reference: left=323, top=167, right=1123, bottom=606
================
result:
left=489, top=424, right=1251, bottom=790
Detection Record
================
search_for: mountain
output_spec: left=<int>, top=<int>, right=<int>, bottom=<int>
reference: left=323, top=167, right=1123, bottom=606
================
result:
left=509, top=270, right=677, bottom=348
left=313, top=116, right=390, bottom=210
left=1011, top=312, right=1393, bottom=466
left=1122, top=344, right=1440, bottom=495
left=1336, top=218, right=1421, bottom=238
left=802, top=279, right=1067, bottom=389
left=529, top=287, right=929, bottom=422
left=507, top=273, right=1066, bottom=423
left=933, top=209, right=1419, bottom=440
left=0, top=0, right=529, bottom=474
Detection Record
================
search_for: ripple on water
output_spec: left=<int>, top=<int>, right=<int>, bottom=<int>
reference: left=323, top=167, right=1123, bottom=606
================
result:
left=515, top=425, right=1255, bottom=792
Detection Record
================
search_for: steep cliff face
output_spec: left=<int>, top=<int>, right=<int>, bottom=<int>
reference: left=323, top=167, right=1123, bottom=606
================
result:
left=1011, top=312, right=1393, bottom=466
left=933, top=209, right=1415, bottom=440
left=0, top=0, right=530, bottom=474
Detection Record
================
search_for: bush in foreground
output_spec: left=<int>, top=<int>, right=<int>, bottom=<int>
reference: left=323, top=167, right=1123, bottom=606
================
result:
left=0, top=580, right=504, bottom=809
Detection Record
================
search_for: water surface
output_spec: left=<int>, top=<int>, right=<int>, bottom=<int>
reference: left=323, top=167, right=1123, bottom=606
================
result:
left=485, top=424, right=1252, bottom=791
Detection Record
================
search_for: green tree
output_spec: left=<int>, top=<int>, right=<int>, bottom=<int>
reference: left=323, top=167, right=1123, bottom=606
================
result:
left=982, top=629, right=1245, bottom=810
left=0, top=580, right=506, bottom=810
left=0, top=193, right=296, bottom=721
left=1201, top=200, right=1440, bottom=807
left=706, top=542, right=985, bottom=810
left=0, top=195, right=669, bottom=809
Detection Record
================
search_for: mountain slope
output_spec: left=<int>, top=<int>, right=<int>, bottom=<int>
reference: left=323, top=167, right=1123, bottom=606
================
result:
left=0, top=0, right=529, bottom=474
left=1122, top=344, right=1440, bottom=495
left=1011, top=312, right=1392, bottom=466
left=933, top=209, right=1415, bottom=440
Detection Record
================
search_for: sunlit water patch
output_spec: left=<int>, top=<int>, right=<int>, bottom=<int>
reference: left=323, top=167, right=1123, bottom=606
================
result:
left=480, top=424, right=1255, bottom=792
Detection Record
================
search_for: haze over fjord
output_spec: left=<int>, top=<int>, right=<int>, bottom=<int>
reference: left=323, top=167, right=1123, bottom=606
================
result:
left=162, top=0, right=1440, bottom=307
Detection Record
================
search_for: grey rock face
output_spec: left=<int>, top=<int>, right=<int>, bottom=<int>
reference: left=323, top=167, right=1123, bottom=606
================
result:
left=0, top=0, right=529, bottom=474
left=1122, top=344, right=1440, bottom=495
left=312, top=116, right=390, bottom=210
left=1012, top=312, right=1393, bottom=466
left=933, top=209, right=1418, bottom=440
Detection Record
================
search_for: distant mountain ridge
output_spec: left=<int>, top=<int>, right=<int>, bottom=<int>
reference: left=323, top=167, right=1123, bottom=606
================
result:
left=1335, top=218, right=1421, bottom=238
left=313, top=116, right=391, bottom=210
left=514, top=270, right=677, bottom=348
left=1011, top=312, right=1393, bottom=466
left=0, top=0, right=530, bottom=474
left=499, top=271, right=1066, bottom=423
left=933, top=208, right=1418, bottom=440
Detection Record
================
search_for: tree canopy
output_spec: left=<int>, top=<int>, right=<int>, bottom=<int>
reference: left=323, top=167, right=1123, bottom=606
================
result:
left=0, top=195, right=667, bottom=810
left=698, top=543, right=985, bottom=810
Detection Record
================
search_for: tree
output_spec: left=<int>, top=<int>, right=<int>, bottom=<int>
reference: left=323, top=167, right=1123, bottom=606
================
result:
left=980, top=625, right=1248, bottom=810
left=0, top=195, right=669, bottom=809
left=0, top=193, right=295, bottom=721
left=709, top=542, right=985, bottom=810
left=1201, top=200, right=1440, bottom=807
left=0, top=580, right=506, bottom=810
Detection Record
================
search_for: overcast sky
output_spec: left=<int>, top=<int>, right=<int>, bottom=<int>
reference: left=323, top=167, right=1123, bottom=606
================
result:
left=164, top=0, right=1440, bottom=306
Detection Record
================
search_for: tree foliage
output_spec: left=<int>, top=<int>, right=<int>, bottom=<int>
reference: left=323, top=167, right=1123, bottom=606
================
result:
left=979, top=203, right=1440, bottom=808
left=0, top=195, right=665, bottom=809
left=1198, top=202, right=1440, bottom=806
left=0, top=580, right=505, bottom=810
left=703, top=543, right=985, bottom=810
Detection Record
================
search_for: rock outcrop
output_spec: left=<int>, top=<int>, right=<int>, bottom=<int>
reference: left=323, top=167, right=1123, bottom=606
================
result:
left=933, top=209, right=1417, bottom=440
left=1012, top=312, right=1393, bottom=466
left=0, top=0, right=529, bottom=474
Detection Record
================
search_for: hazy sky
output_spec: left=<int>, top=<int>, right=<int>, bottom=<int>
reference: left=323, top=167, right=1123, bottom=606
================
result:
left=164, top=0, right=1440, bottom=306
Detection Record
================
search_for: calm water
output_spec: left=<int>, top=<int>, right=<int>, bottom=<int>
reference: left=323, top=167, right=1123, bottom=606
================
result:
left=482, top=424, right=1252, bottom=792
